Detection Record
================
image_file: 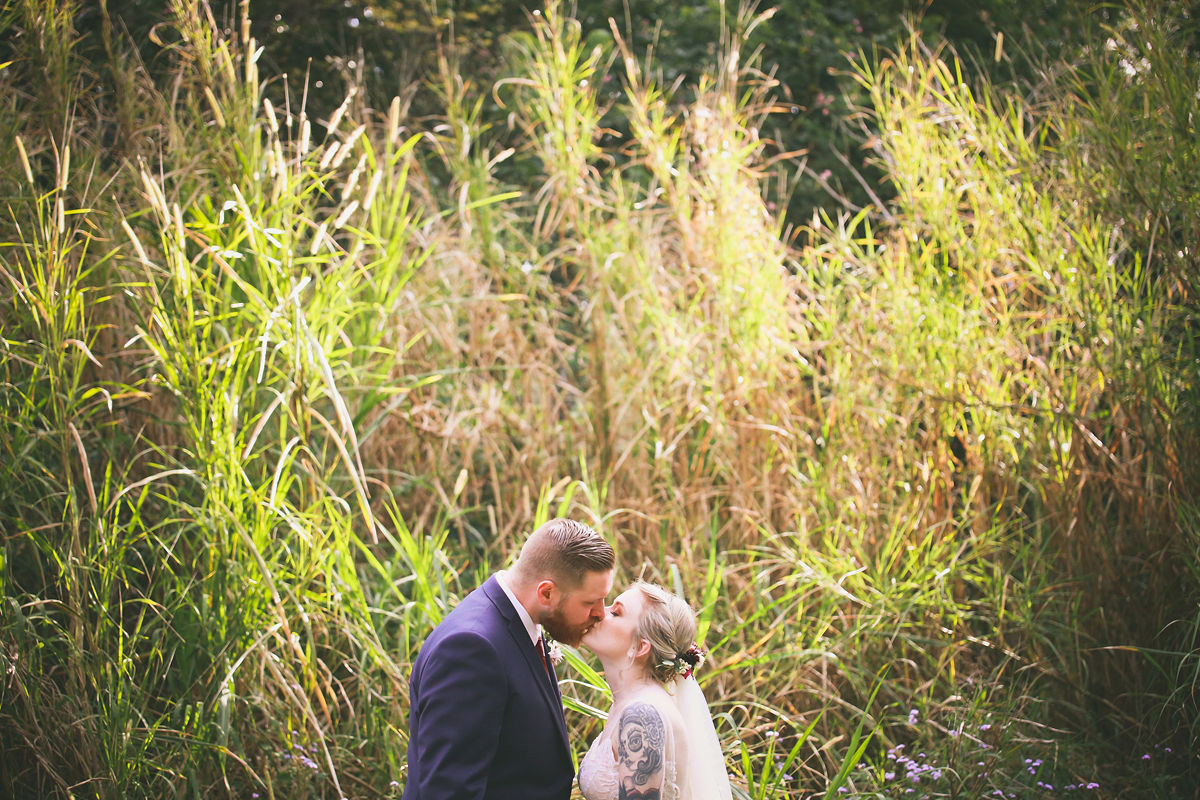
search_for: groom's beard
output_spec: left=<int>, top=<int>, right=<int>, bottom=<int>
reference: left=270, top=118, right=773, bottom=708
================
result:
left=540, top=602, right=594, bottom=647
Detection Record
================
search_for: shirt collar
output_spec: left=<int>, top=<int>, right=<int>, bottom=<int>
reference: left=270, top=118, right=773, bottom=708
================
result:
left=495, top=570, right=540, bottom=645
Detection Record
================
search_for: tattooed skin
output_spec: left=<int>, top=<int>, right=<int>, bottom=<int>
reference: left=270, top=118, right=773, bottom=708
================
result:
left=616, top=701, right=665, bottom=800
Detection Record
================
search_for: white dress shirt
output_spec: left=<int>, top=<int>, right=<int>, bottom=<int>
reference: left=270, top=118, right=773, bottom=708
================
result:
left=495, top=569, right=541, bottom=646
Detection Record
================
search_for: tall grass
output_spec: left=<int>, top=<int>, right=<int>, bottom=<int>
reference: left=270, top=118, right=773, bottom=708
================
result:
left=1, top=0, right=1197, bottom=797
left=2, top=0, right=444, bottom=796
left=1038, top=0, right=1200, bottom=769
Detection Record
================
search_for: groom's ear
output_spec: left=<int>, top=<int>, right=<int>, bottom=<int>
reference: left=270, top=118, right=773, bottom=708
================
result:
left=534, top=579, right=557, bottom=607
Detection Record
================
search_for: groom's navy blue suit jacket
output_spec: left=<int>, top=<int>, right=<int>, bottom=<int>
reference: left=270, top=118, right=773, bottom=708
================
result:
left=402, top=575, right=574, bottom=800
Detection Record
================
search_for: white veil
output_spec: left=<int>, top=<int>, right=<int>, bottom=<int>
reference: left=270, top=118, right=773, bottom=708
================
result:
left=670, top=677, right=733, bottom=800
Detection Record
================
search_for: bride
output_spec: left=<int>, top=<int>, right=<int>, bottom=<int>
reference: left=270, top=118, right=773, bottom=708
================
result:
left=578, top=581, right=733, bottom=800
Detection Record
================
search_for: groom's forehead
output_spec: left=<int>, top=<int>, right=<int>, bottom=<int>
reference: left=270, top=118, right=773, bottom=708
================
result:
left=574, top=569, right=614, bottom=599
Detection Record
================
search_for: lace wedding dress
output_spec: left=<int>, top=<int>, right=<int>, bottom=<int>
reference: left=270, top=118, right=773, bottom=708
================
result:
left=578, top=679, right=732, bottom=800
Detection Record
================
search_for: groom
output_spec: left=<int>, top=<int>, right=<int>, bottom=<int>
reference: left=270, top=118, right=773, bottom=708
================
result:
left=402, top=518, right=616, bottom=800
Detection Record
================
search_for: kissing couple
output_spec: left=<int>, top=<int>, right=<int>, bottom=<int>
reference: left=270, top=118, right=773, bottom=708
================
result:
left=403, top=518, right=734, bottom=800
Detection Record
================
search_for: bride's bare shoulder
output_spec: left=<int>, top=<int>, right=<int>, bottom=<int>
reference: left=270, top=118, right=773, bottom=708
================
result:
left=612, top=686, right=687, bottom=739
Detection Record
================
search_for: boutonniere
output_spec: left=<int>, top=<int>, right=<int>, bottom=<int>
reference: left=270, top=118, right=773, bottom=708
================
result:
left=547, top=640, right=563, bottom=667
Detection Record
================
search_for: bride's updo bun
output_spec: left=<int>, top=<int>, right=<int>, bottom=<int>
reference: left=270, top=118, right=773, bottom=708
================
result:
left=633, top=581, right=702, bottom=683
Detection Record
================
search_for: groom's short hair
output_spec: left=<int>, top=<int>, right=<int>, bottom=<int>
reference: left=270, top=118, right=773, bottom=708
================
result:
left=513, top=518, right=614, bottom=590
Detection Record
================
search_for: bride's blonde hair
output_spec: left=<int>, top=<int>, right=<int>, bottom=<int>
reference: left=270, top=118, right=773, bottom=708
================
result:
left=633, top=581, right=700, bottom=683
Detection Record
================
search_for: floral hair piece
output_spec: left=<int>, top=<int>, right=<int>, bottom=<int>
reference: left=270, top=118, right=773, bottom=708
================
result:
left=660, top=642, right=706, bottom=680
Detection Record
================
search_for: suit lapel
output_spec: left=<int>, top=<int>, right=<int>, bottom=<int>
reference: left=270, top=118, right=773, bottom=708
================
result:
left=482, top=577, right=572, bottom=756
left=537, top=635, right=566, bottom=704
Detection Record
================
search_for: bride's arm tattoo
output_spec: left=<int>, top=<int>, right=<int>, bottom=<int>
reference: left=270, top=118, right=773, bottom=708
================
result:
left=617, top=701, right=666, bottom=800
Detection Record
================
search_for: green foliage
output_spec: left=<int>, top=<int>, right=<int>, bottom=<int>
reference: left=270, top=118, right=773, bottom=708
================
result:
left=1, top=0, right=1199, bottom=797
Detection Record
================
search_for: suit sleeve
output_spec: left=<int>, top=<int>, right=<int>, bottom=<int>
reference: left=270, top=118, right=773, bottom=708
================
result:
left=408, top=629, right=506, bottom=800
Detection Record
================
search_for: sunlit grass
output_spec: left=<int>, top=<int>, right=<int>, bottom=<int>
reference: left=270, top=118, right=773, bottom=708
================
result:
left=1, top=0, right=1198, bottom=797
